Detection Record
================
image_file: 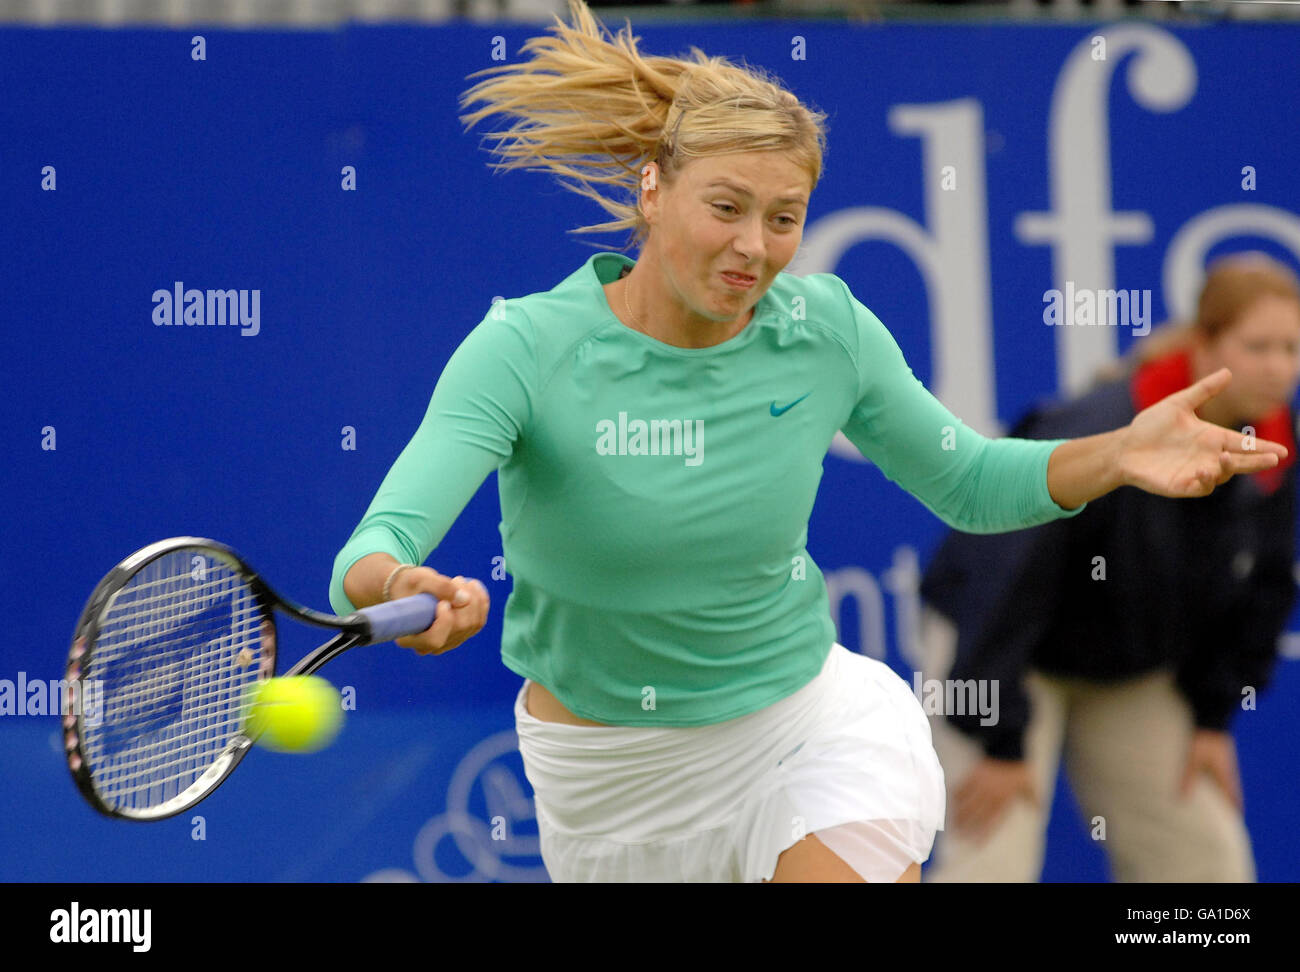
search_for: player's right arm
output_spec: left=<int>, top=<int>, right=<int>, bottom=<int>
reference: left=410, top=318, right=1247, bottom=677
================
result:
left=330, top=301, right=537, bottom=653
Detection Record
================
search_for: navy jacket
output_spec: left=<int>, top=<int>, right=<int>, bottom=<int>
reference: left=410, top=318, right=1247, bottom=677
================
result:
left=919, top=375, right=1298, bottom=760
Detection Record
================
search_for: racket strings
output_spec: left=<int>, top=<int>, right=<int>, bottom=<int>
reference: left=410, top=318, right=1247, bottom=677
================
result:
left=79, top=551, right=267, bottom=814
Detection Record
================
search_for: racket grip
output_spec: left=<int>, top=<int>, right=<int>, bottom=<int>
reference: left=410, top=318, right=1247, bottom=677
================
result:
left=357, top=593, right=439, bottom=643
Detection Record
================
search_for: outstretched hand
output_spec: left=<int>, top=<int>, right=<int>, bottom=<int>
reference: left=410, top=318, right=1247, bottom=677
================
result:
left=1119, top=367, right=1288, bottom=498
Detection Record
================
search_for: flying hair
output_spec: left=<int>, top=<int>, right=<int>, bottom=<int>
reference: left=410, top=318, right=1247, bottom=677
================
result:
left=457, top=0, right=828, bottom=251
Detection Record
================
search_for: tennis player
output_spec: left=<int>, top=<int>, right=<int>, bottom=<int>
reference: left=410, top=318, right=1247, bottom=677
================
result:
left=327, top=0, right=1287, bottom=883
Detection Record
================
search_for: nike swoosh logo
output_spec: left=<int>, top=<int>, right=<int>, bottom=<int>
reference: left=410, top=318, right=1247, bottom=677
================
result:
left=770, top=393, right=810, bottom=417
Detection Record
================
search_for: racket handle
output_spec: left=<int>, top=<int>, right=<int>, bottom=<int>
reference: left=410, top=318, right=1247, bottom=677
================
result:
left=356, top=593, right=439, bottom=643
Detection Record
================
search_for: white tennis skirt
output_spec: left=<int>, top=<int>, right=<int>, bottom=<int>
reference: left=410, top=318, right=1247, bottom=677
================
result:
left=513, top=642, right=946, bottom=882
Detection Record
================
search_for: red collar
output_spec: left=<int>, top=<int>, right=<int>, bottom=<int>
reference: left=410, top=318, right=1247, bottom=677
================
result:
left=1130, top=347, right=1295, bottom=496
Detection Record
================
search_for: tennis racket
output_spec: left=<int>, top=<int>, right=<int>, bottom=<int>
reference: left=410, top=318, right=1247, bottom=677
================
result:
left=63, top=536, right=438, bottom=821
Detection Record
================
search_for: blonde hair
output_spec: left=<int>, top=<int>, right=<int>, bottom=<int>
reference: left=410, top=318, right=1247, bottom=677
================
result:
left=1091, top=251, right=1300, bottom=386
left=457, top=0, right=828, bottom=252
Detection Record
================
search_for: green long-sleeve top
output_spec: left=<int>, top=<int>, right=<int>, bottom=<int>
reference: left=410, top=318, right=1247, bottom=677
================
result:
left=330, top=251, right=1086, bottom=725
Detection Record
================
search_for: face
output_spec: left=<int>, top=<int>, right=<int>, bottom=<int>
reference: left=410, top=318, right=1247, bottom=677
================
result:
left=1192, top=294, right=1300, bottom=421
left=639, top=151, right=812, bottom=324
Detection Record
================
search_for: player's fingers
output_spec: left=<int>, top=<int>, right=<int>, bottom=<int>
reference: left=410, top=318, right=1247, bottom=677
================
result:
left=1171, top=366, right=1231, bottom=412
left=1219, top=424, right=1288, bottom=458
left=1226, top=451, right=1280, bottom=476
left=397, top=567, right=468, bottom=606
left=453, top=578, right=485, bottom=620
left=451, top=580, right=489, bottom=634
left=459, top=588, right=489, bottom=638
left=470, top=580, right=489, bottom=627
left=412, top=598, right=459, bottom=655
left=450, top=575, right=471, bottom=607
left=435, top=588, right=489, bottom=652
left=439, top=602, right=475, bottom=646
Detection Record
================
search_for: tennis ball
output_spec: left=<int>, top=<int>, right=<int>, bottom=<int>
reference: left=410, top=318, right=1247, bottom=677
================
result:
left=243, top=675, right=343, bottom=753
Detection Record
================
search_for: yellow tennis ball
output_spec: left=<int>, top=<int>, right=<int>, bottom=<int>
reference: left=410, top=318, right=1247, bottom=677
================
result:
left=243, top=675, right=343, bottom=753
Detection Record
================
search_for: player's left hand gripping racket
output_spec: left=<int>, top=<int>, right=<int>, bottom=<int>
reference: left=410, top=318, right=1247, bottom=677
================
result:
left=63, top=536, right=437, bottom=821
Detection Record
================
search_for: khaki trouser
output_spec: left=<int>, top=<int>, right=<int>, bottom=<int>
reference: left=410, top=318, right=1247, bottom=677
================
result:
left=917, top=607, right=1255, bottom=882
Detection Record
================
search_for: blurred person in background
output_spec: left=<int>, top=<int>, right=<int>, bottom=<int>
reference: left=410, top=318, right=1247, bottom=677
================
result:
left=918, top=251, right=1300, bottom=881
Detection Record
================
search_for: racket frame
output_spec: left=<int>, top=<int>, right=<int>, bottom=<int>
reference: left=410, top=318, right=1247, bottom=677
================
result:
left=64, top=536, right=420, bottom=821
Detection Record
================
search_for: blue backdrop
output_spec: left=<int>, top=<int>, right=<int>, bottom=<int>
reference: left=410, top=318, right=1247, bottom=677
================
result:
left=3, top=18, right=1297, bottom=881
